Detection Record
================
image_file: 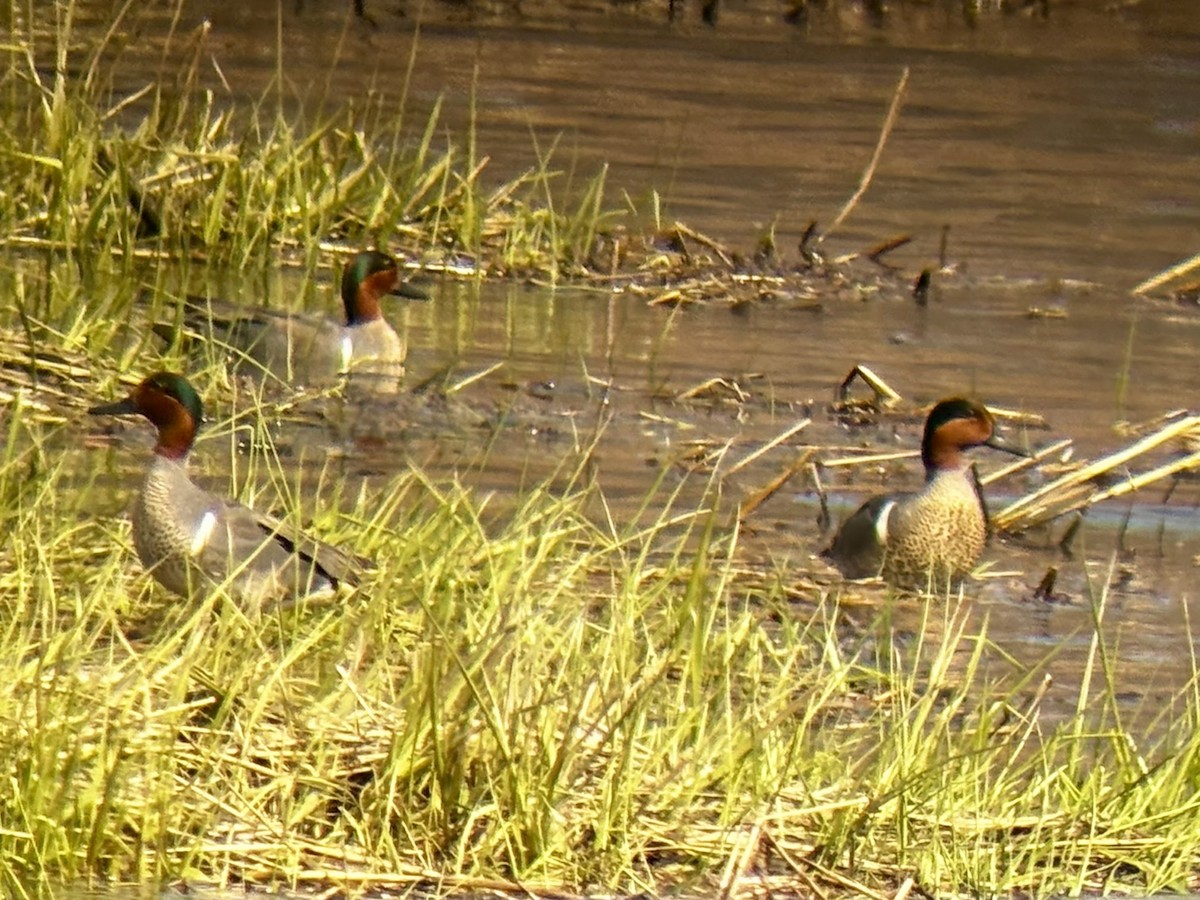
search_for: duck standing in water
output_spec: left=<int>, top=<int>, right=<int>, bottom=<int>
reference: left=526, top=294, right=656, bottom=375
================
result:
left=824, top=398, right=1028, bottom=590
left=89, top=372, right=368, bottom=606
left=160, top=250, right=427, bottom=389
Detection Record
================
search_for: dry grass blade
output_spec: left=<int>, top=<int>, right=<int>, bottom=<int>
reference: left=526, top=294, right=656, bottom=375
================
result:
left=0, top=329, right=113, bottom=422
left=767, top=832, right=889, bottom=900
left=241, top=865, right=576, bottom=896
left=820, top=449, right=919, bottom=469
left=1084, top=448, right=1200, bottom=506
left=980, top=437, right=1073, bottom=487
left=738, top=448, right=816, bottom=521
left=672, top=221, right=735, bottom=267
left=726, top=418, right=811, bottom=476
left=838, top=364, right=902, bottom=407
left=717, top=818, right=766, bottom=900
left=988, top=406, right=1048, bottom=428
left=677, top=377, right=750, bottom=402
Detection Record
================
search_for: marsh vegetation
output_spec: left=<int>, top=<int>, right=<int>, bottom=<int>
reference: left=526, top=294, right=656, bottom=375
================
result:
left=5, top=2, right=1200, bottom=898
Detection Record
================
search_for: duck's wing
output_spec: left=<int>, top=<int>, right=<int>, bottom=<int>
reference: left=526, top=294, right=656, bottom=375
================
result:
left=192, top=496, right=372, bottom=600
left=971, top=462, right=995, bottom=543
left=182, top=297, right=331, bottom=350
left=246, top=502, right=375, bottom=589
left=169, top=297, right=347, bottom=382
left=822, top=493, right=903, bottom=579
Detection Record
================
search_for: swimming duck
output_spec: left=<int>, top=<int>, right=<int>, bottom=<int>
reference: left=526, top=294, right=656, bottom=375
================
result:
left=823, top=397, right=1027, bottom=589
left=159, top=250, right=426, bottom=389
left=89, top=372, right=368, bottom=605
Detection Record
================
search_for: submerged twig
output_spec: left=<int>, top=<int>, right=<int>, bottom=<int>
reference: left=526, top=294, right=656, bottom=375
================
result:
left=865, top=233, right=912, bottom=264
left=912, top=269, right=931, bottom=304
left=810, top=460, right=830, bottom=531
left=1031, top=567, right=1058, bottom=602
left=447, top=362, right=505, bottom=395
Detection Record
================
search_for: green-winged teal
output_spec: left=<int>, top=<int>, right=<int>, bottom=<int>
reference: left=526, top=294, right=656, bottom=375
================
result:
left=89, top=372, right=368, bottom=605
left=823, top=398, right=1027, bottom=589
left=161, top=250, right=426, bottom=389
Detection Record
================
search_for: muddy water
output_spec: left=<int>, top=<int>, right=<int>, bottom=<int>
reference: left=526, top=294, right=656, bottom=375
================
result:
left=67, top=1, right=1200, bottom=722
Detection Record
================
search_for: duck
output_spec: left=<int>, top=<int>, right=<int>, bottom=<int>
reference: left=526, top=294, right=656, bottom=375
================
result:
left=157, top=250, right=427, bottom=389
left=823, top=397, right=1027, bottom=589
left=89, top=372, right=369, bottom=606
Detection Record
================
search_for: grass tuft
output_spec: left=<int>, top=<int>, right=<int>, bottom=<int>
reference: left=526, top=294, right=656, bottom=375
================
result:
left=2, top=3, right=618, bottom=281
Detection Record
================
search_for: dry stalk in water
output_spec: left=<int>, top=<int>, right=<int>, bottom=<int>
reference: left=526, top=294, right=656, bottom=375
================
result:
left=1131, top=249, right=1200, bottom=296
left=995, top=414, right=1200, bottom=531
left=818, top=66, right=910, bottom=245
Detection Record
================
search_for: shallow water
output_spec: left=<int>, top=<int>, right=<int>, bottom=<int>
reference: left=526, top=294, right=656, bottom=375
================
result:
left=58, top=0, right=1200, bottom=736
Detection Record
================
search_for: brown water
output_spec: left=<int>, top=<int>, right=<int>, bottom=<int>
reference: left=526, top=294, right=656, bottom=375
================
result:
left=61, top=2, right=1200, bottom=725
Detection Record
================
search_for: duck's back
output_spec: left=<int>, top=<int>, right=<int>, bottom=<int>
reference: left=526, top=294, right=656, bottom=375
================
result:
left=221, top=310, right=346, bottom=384
left=223, top=312, right=403, bottom=388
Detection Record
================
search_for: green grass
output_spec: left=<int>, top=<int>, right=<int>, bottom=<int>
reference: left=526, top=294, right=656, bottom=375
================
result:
left=6, top=417, right=1200, bottom=898
left=4, top=2, right=1200, bottom=899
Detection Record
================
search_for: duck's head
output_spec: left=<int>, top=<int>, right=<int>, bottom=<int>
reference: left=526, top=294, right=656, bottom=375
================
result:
left=340, top=249, right=427, bottom=325
left=89, top=372, right=203, bottom=460
left=921, top=397, right=1026, bottom=474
